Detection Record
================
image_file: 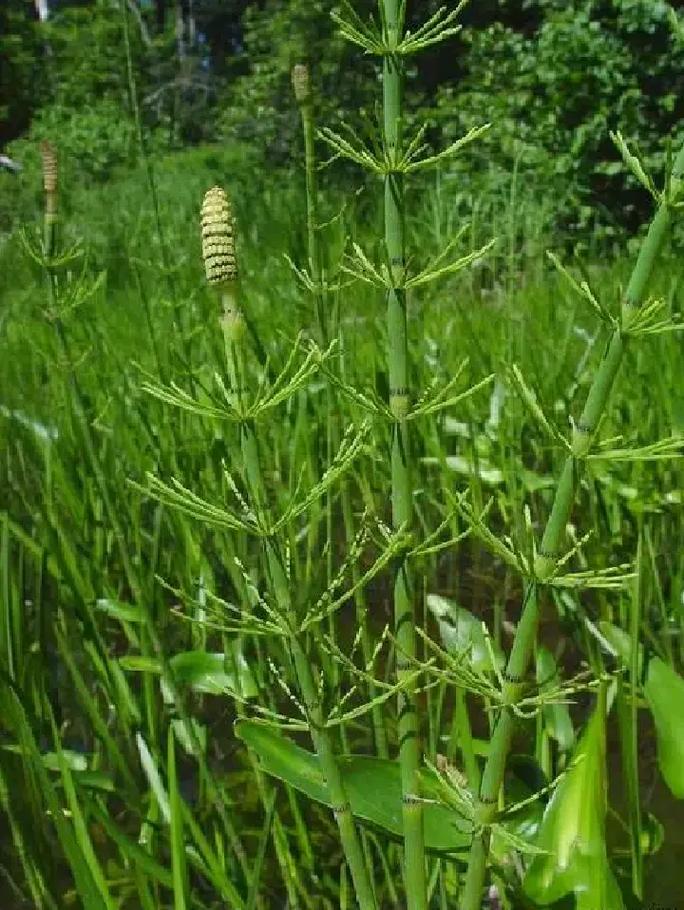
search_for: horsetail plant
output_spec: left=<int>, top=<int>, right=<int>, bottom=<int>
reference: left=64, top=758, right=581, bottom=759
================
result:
left=460, top=136, right=684, bottom=910
left=199, top=185, right=379, bottom=909
left=325, top=3, right=492, bottom=905
left=200, top=185, right=313, bottom=908
left=10, top=6, right=684, bottom=907
left=291, top=63, right=390, bottom=761
left=380, top=3, right=427, bottom=903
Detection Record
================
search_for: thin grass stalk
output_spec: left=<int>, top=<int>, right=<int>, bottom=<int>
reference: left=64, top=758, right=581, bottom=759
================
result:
left=119, top=0, right=175, bottom=302
left=381, top=1, right=426, bottom=904
left=56, top=332, right=250, bottom=877
left=292, top=64, right=325, bottom=342
left=39, top=168, right=249, bottom=888
left=221, top=510, right=303, bottom=907
left=461, top=138, right=684, bottom=910
left=292, top=64, right=341, bottom=742
left=618, top=534, right=643, bottom=898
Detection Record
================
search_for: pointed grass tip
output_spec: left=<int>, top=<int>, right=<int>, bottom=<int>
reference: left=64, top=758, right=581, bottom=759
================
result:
left=201, top=185, right=237, bottom=285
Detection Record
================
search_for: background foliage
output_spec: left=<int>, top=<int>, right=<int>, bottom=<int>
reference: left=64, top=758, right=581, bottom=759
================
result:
left=2, top=0, right=684, bottom=234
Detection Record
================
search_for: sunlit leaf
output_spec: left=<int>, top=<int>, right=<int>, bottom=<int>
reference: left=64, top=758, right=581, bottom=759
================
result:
left=236, top=720, right=471, bottom=854
left=536, top=647, right=575, bottom=752
left=523, top=693, right=624, bottom=908
left=95, top=598, right=145, bottom=623
left=426, top=594, right=502, bottom=673
left=120, top=646, right=258, bottom=698
left=643, top=657, right=684, bottom=799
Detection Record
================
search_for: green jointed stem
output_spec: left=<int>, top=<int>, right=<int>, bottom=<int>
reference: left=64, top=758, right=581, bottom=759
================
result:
left=292, top=66, right=340, bottom=744
left=382, top=1, right=426, bottom=906
left=462, top=139, right=684, bottom=910
left=292, top=64, right=389, bottom=760
left=223, top=283, right=377, bottom=910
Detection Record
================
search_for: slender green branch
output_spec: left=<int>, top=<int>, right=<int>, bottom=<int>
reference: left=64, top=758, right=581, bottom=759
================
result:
left=292, top=64, right=326, bottom=343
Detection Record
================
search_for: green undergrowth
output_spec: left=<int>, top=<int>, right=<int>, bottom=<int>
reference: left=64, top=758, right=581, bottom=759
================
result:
left=2, top=113, right=684, bottom=908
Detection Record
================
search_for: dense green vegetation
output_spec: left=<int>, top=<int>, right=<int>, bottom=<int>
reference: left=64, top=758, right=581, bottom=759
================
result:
left=3, top=1, right=684, bottom=908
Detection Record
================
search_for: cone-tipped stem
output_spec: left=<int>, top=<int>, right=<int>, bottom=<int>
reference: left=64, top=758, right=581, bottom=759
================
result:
left=201, top=186, right=238, bottom=286
left=291, top=63, right=312, bottom=105
left=292, top=64, right=325, bottom=342
left=205, top=187, right=377, bottom=909
left=40, top=140, right=58, bottom=253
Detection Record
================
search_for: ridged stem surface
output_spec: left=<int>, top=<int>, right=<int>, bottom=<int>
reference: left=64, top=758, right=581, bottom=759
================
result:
left=382, top=1, right=426, bottom=906
left=461, top=140, right=684, bottom=910
left=225, top=288, right=377, bottom=910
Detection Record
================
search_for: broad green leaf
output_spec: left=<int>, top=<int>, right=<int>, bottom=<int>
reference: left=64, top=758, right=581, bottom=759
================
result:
left=0, top=745, right=114, bottom=791
left=1, top=744, right=88, bottom=772
left=171, top=648, right=258, bottom=697
left=120, top=646, right=258, bottom=698
left=536, top=647, right=574, bottom=752
left=119, top=656, right=162, bottom=673
left=598, top=621, right=684, bottom=799
left=643, top=657, right=684, bottom=798
left=426, top=594, right=502, bottom=673
left=236, top=720, right=471, bottom=854
left=523, top=694, right=624, bottom=909
left=95, top=598, right=145, bottom=623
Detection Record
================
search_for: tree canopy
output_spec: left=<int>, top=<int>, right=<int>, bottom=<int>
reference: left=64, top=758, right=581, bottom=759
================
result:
left=2, top=0, right=684, bottom=230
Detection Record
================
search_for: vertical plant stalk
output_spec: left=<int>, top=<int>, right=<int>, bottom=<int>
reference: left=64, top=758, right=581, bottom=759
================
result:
left=292, top=64, right=325, bottom=342
left=292, top=64, right=389, bottom=759
left=461, top=140, right=684, bottom=910
left=202, top=187, right=377, bottom=910
left=203, top=190, right=303, bottom=906
left=119, top=0, right=175, bottom=302
left=38, top=164, right=249, bottom=884
left=292, top=65, right=338, bottom=723
left=382, top=2, right=426, bottom=905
